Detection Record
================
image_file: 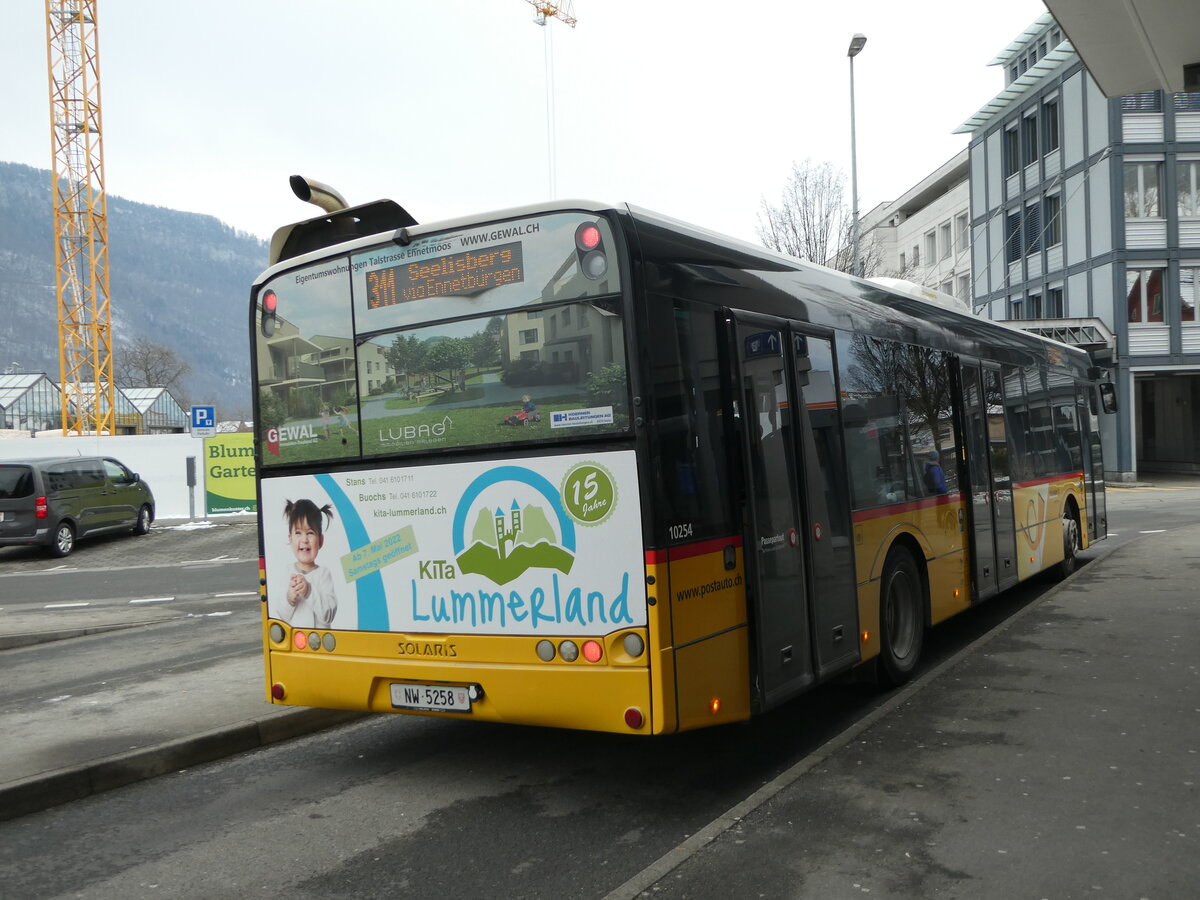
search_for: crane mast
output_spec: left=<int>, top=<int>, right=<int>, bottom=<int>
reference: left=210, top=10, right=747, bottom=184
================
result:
left=45, top=0, right=114, bottom=436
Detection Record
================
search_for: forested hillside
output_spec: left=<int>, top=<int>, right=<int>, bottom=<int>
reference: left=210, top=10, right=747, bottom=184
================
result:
left=0, top=161, right=267, bottom=416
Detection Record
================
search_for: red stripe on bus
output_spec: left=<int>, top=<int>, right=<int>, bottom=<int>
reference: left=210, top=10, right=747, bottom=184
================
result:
left=645, top=535, right=743, bottom=565
left=852, top=492, right=965, bottom=523
left=1011, top=472, right=1084, bottom=489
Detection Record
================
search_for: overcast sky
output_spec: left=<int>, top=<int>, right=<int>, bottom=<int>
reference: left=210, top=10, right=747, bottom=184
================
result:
left=1, top=0, right=1047, bottom=249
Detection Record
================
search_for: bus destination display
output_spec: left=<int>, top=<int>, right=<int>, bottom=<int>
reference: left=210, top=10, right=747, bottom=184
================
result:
left=366, top=241, right=524, bottom=308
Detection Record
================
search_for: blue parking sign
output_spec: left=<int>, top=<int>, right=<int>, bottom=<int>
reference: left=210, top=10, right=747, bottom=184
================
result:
left=191, top=405, right=215, bottom=429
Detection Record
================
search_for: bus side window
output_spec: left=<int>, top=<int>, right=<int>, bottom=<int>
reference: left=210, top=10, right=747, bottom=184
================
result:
left=646, top=298, right=735, bottom=540
left=836, top=332, right=912, bottom=507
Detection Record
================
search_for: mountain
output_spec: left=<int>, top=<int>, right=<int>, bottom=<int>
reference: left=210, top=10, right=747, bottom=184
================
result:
left=0, top=161, right=267, bottom=416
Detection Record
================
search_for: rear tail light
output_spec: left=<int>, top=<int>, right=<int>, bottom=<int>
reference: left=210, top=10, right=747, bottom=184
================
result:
left=581, top=640, right=603, bottom=663
left=35, top=496, right=48, bottom=519
left=260, top=289, right=278, bottom=337
left=573, top=222, right=608, bottom=280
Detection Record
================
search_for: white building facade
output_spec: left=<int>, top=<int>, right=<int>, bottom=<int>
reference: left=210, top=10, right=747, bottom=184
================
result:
left=860, top=151, right=973, bottom=301
left=958, top=13, right=1200, bottom=480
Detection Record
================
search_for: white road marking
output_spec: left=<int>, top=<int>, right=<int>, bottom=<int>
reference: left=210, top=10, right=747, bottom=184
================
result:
left=45, top=602, right=89, bottom=609
left=129, top=596, right=176, bottom=604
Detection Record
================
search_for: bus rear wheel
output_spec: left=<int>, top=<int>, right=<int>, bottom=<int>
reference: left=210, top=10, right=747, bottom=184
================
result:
left=1054, top=511, right=1081, bottom=580
left=877, top=547, right=924, bottom=687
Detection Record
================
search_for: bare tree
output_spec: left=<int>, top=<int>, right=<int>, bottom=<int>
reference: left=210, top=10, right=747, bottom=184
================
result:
left=757, top=159, right=850, bottom=266
left=116, top=337, right=191, bottom=394
left=757, top=158, right=883, bottom=276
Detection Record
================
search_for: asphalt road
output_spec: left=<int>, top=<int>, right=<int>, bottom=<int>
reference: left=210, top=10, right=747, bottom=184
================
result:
left=0, top=485, right=1196, bottom=899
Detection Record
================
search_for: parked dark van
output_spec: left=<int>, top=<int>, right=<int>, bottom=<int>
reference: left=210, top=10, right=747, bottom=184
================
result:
left=0, top=456, right=155, bottom=557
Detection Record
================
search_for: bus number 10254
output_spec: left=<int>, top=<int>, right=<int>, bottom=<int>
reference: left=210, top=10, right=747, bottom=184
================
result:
left=668, top=523, right=694, bottom=541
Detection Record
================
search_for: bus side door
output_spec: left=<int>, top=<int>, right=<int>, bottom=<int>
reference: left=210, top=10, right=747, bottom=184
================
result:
left=959, top=359, right=1018, bottom=599
left=724, top=312, right=858, bottom=711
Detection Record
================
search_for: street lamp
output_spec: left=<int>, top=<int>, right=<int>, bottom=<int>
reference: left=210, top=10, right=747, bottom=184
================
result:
left=847, top=33, right=867, bottom=278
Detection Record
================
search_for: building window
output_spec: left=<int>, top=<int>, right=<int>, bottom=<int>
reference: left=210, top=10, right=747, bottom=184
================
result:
left=520, top=328, right=538, bottom=344
left=924, top=231, right=937, bottom=262
left=1006, top=212, right=1022, bottom=263
left=957, top=274, right=971, bottom=300
left=1126, top=267, right=1165, bottom=322
left=1010, top=296, right=1024, bottom=320
left=1043, top=99, right=1060, bottom=153
left=1124, top=162, right=1163, bottom=218
left=939, top=222, right=952, bottom=260
left=1044, top=194, right=1062, bottom=246
left=912, top=245, right=920, bottom=266
left=899, top=251, right=906, bottom=270
left=956, top=213, right=969, bottom=253
left=1022, top=115, right=1040, bottom=166
left=1004, top=128, right=1020, bottom=177
left=1180, top=268, right=1198, bottom=323
left=1024, top=203, right=1042, bottom=255
left=940, top=280, right=953, bottom=295
left=1174, top=93, right=1200, bottom=111
left=1028, top=294, right=1043, bottom=318
left=1178, top=161, right=1200, bottom=217
left=1047, top=287, right=1064, bottom=317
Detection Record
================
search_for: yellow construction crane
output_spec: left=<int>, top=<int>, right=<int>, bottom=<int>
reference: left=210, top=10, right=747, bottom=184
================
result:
left=526, top=1, right=577, bottom=27
left=45, top=0, right=114, bottom=436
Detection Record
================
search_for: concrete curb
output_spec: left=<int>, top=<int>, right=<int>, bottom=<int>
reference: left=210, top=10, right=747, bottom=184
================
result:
left=0, top=707, right=366, bottom=823
left=0, top=623, right=145, bottom=651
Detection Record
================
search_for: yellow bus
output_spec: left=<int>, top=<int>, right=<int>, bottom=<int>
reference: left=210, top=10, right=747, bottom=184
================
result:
left=250, top=182, right=1113, bottom=734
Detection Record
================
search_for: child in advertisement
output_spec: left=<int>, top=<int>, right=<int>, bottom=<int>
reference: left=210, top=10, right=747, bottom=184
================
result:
left=271, top=498, right=339, bottom=628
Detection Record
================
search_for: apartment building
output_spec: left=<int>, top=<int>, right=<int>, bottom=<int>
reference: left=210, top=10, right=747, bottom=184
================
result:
left=958, top=13, right=1200, bottom=479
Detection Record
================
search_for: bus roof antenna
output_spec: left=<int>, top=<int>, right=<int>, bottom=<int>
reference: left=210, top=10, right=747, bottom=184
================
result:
left=290, top=175, right=348, bottom=213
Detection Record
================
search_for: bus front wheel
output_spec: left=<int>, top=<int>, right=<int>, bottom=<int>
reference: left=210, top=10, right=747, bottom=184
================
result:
left=877, top=547, right=925, bottom=687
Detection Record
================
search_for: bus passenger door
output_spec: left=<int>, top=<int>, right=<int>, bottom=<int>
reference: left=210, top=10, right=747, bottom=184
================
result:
left=959, top=360, right=1018, bottom=600
left=788, top=328, right=858, bottom=679
left=728, top=314, right=815, bottom=708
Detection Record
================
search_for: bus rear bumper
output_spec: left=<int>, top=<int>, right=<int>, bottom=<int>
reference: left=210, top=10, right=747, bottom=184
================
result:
left=266, top=651, right=659, bottom=735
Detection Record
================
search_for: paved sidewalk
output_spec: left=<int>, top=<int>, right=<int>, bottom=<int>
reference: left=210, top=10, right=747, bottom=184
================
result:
left=608, top=524, right=1200, bottom=899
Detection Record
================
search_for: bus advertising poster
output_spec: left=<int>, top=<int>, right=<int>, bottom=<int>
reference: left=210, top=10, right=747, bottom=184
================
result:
left=203, top=433, right=257, bottom=515
left=254, top=211, right=626, bottom=469
left=259, top=450, right=646, bottom=636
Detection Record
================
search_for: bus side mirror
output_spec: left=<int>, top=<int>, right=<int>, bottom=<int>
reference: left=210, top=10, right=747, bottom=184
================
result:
left=1098, top=382, right=1118, bottom=414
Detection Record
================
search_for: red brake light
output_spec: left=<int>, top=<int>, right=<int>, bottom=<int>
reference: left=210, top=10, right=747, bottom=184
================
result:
left=582, top=640, right=603, bottom=663
left=575, top=223, right=602, bottom=252
left=35, top=496, right=48, bottom=519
